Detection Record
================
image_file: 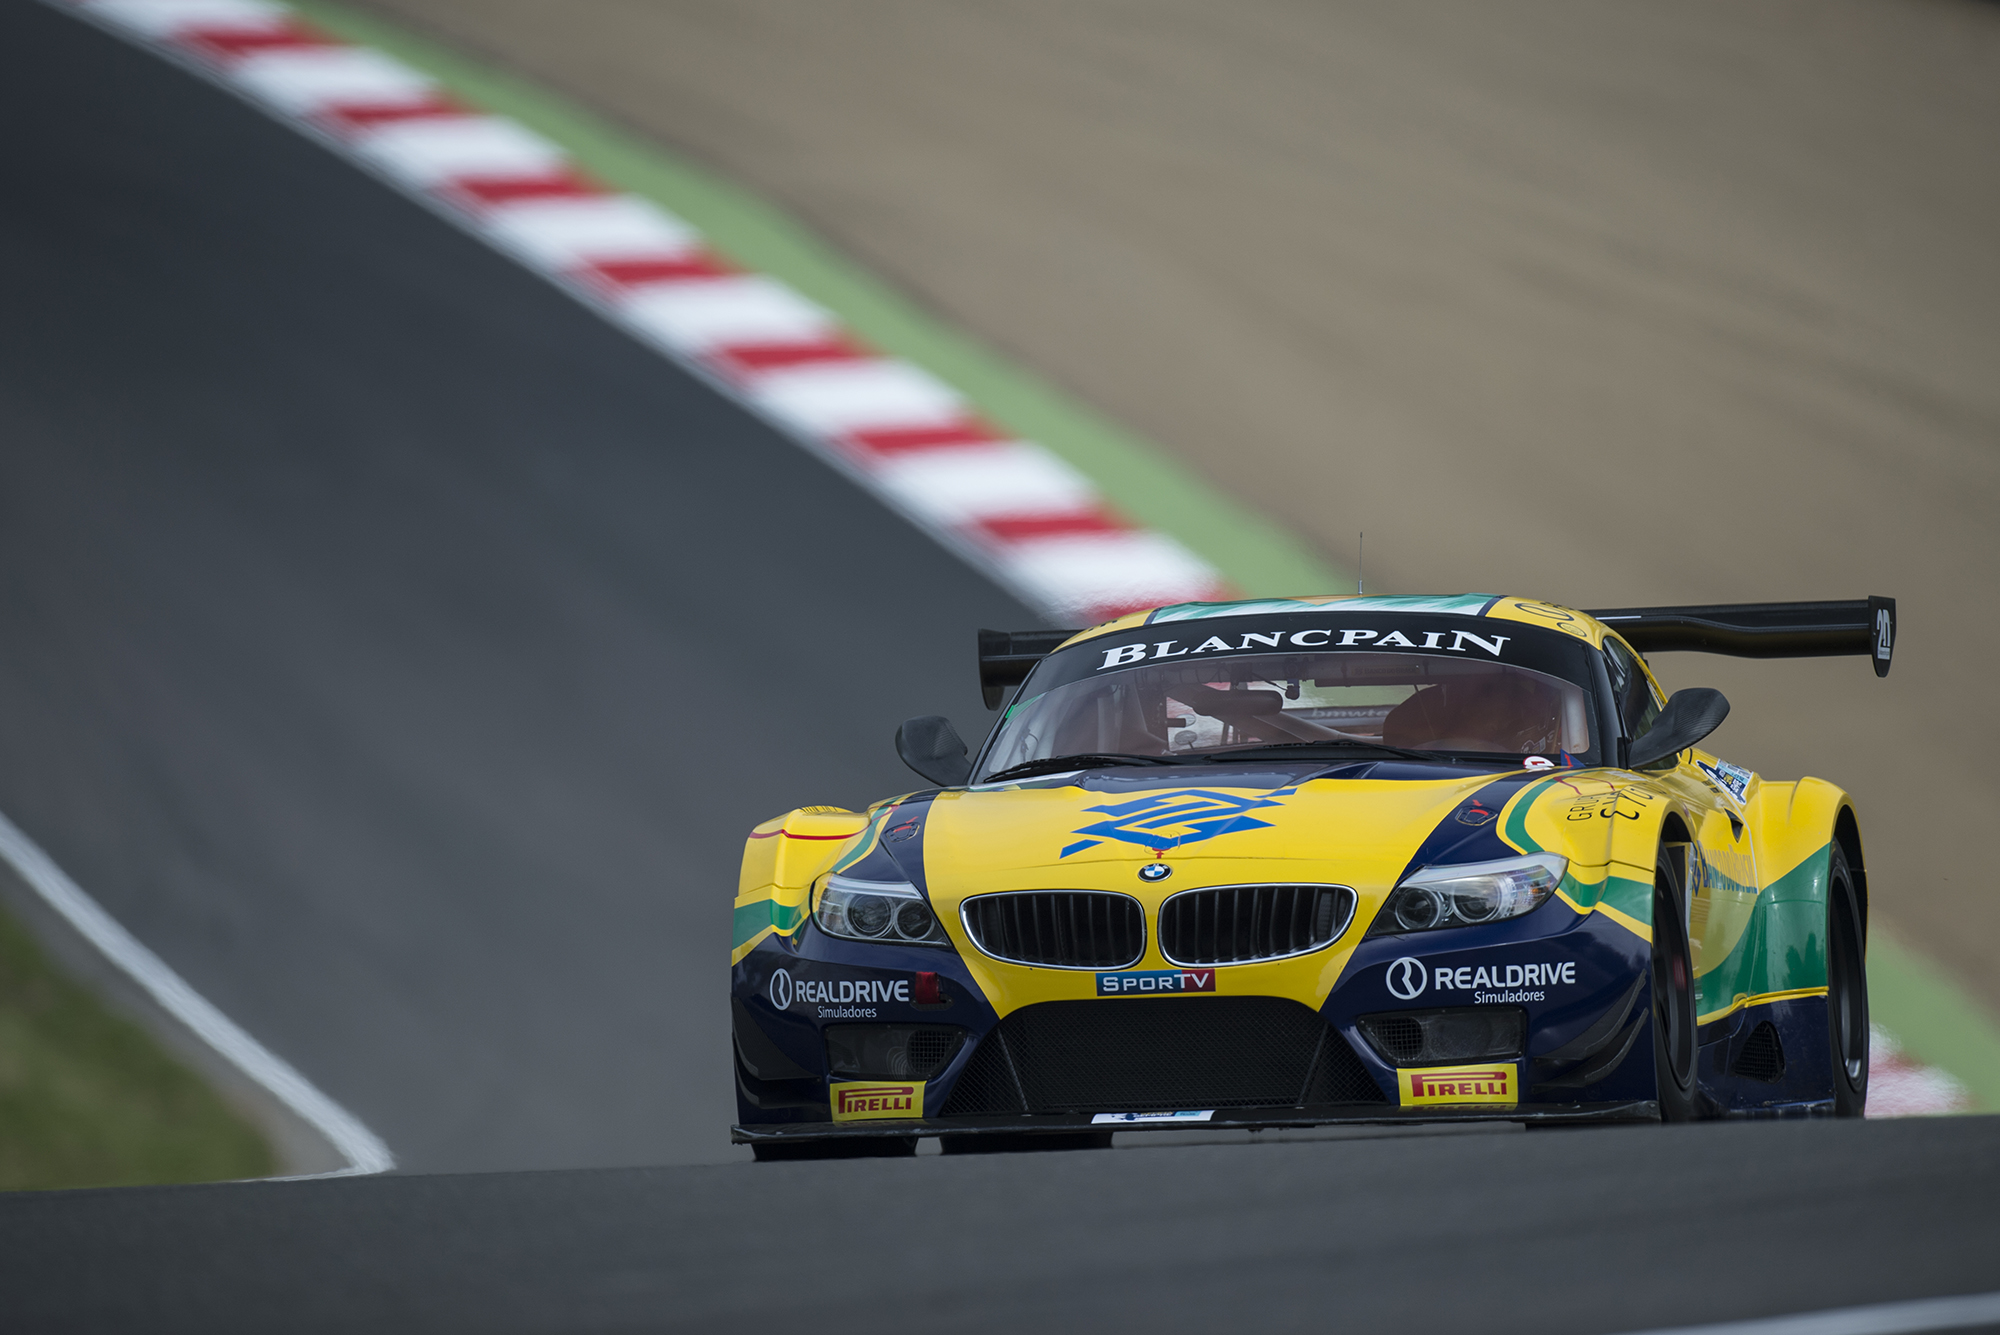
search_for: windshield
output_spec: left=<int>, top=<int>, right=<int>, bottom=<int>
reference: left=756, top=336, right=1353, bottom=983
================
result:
left=978, top=615, right=1600, bottom=778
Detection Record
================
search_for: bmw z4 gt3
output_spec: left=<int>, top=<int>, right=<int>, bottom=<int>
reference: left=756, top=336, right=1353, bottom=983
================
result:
left=730, top=593, right=1894, bottom=1157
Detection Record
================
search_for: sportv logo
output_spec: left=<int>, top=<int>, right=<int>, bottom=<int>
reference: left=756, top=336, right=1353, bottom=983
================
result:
left=830, top=1080, right=926, bottom=1122
left=1097, top=969, right=1216, bottom=996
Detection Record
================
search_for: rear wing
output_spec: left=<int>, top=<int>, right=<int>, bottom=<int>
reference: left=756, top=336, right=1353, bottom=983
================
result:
left=978, top=629, right=1078, bottom=708
left=1587, top=597, right=1895, bottom=677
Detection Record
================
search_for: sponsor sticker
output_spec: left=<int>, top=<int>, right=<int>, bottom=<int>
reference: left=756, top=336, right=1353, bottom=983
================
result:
left=1097, top=968, right=1216, bottom=996
left=1386, top=956, right=1429, bottom=1000
left=1091, top=1110, right=1216, bottom=1124
left=829, top=1080, right=925, bottom=1122
left=1093, top=627, right=1511, bottom=672
left=1398, top=1063, right=1518, bottom=1107
left=769, top=968, right=911, bottom=1019
left=1522, top=755, right=1554, bottom=772
left=1385, top=956, right=1578, bottom=1004
left=1695, top=758, right=1752, bottom=803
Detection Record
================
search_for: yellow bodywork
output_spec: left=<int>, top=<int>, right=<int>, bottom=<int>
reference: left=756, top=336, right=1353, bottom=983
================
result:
left=732, top=598, right=1858, bottom=1027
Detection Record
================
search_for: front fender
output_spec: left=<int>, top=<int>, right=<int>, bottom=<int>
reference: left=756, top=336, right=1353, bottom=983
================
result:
left=1501, top=771, right=1677, bottom=944
left=732, top=806, right=871, bottom=964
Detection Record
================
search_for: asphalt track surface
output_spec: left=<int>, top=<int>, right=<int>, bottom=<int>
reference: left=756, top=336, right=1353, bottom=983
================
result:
left=0, top=0, right=1031, bottom=1173
left=356, top=0, right=2000, bottom=1013
left=2, top=1116, right=1998, bottom=1333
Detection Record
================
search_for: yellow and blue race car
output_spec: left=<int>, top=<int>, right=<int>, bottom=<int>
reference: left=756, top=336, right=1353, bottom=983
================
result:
left=730, top=593, right=1895, bottom=1157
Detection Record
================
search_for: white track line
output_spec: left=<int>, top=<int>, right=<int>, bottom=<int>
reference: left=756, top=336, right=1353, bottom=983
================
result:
left=1614, top=1292, right=2000, bottom=1335
left=0, top=808, right=393, bottom=1177
left=1616, top=1295, right=2000, bottom=1335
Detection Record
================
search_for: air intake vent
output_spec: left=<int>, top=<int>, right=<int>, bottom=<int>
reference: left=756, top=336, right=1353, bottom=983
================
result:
left=939, top=997, right=1386, bottom=1116
left=1363, top=1014, right=1425, bottom=1063
left=1356, top=1008, right=1525, bottom=1067
left=961, top=892, right=1145, bottom=969
left=1159, top=885, right=1355, bottom=965
left=1732, top=1021, right=1786, bottom=1083
left=824, top=1024, right=966, bottom=1080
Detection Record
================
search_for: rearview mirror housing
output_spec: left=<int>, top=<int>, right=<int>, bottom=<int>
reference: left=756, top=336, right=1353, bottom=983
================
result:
left=896, top=716, right=971, bottom=787
left=1626, top=688, right=1731, bottom=770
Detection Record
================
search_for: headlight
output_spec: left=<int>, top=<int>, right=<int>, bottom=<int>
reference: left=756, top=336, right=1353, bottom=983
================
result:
left=1373, top=853, right=1567, bottom=933
left=816, top=874, right=950, bottom=946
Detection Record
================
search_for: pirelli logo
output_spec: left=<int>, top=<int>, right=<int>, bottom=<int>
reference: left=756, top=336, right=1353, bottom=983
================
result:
left=1398, top=1063, right=1518, bottom=1107
left=830, top=1081, right=925, bottom=1122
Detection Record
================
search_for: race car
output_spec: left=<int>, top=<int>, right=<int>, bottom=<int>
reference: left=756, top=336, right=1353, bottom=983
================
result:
left=730, top=593, right=1894, bottom=1157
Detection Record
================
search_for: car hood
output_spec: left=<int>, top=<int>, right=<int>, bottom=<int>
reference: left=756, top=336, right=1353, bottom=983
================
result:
left=904, top=764, right=1547, bottom=1013
left=926, top=764, right=1514, bottom=881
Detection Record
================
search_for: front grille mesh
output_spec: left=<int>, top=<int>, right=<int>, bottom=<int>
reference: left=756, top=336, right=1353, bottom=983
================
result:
left=940, top=998, right=1385, bottom=1116
left=962, top=892, right=1144, bottom=968
left=1160, top=885, right=1354, bottom=965
left=907, top=1028, right=963, bottom=1075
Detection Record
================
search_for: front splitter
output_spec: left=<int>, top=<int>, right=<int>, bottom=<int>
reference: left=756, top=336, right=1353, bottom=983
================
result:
left=732, top=1100, right=1658, bottom=1144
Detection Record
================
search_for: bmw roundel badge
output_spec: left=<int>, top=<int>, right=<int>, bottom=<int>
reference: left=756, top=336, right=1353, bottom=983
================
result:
left=1138, top=862, right=1172, bottom=882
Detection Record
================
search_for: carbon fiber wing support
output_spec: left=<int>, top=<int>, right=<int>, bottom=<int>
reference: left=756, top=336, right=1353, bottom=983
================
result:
left=1586, top=597, right=1895, bottom=677
left=978, top=629, right=1079, bottom=708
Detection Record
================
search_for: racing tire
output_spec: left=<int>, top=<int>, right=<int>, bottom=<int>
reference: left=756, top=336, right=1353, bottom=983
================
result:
left=939, top=1132, right=1114, bottom=1154
left=751, top=1136, right=918, bottom=1162
left=1651, top=845, right=1700, bottom=1122
left=1825, top=843, right=1870, bottom=1117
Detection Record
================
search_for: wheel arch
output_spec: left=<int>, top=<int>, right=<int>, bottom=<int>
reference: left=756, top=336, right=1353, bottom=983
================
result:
left=1600, top=784, right=1703, bottom=928
left=1657, top=810, right=1696, bottom=857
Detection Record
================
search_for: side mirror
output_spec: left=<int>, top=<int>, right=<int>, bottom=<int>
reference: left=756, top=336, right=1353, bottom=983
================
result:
left=896, top=716, right=971, bottom=787
left=1626, top=688, right=1730, bottom=770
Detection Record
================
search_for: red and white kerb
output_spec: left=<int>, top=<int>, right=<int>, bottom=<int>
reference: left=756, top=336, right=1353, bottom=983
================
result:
left=62, top=0, right=1229, bottom=624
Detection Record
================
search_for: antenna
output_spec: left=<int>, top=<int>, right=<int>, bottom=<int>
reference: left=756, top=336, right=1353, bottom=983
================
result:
left=1357, top=532, right=1364, bottom=595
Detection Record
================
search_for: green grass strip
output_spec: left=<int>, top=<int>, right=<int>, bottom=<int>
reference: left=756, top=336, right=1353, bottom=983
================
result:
left=1868, top=931, right=2000, bottom=1112
left=282, top=1, right=2000, bottom=1110
left=287, top=0, right=1346, bottom=601
left=0, top=905, right=273, bottom=1191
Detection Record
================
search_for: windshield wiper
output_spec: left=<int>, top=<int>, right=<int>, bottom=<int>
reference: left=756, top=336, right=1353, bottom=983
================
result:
left=979, top=753, right=1195, bottom=784
left=1202, top=739, right=1451, bottom=764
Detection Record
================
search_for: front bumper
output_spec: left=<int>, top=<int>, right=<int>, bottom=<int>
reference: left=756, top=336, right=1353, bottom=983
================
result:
left=734, top=888, right=1659, bottom=1138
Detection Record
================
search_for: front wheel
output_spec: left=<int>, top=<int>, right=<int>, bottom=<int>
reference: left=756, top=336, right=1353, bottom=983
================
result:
left=1651, top=845, right=1700, bottom=1121
left=1826, top=842, right=1869, bottom=1117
